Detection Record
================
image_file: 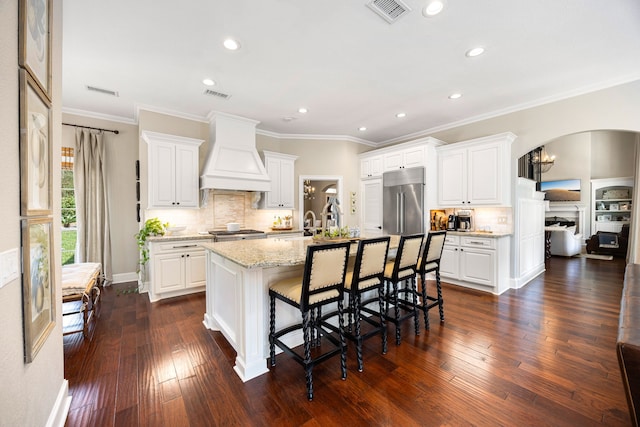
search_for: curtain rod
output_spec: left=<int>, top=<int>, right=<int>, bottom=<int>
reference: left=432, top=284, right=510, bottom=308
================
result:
left=62, top=123, right=120, bottom=135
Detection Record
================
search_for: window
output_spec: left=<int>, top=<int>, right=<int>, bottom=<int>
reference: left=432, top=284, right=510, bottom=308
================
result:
left=61, top=147, right=76, bottom=265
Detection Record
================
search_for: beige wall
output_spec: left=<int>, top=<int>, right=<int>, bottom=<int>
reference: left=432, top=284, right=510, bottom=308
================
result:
left=0, top=0, right=67, bottom=426
left=428, top=80, right=640, bottom=157
left=61, top=113, right=140, bottom=279
left=257, top=134, right=369, bottom=227
left=590, top=130, right=636, bottom=179
left=137, top=109, right=209, bottom=227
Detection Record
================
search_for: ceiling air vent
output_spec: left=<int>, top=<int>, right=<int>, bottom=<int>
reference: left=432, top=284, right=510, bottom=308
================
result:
left=366, top=0, right=411, bottom=24
left=204, top=89, right=231, bottom=100
left=86, top=85, right=119, bottom=97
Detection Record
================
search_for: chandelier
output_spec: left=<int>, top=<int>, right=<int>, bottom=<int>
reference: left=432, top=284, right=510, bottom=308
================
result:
left=303, top=180, right=315, bottom=200
left=532, top=145, right=555, bottom=173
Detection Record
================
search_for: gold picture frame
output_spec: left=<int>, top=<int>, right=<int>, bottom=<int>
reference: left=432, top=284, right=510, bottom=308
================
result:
left=18, top=0, right=52, bottom=101
left=22, top=217, right=55, bottom=363
left=20, top=69, right=52, bottom=216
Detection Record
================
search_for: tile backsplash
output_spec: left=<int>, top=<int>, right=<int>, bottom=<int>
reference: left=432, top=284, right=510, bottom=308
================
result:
left=145, top=190, right=292, bottom=233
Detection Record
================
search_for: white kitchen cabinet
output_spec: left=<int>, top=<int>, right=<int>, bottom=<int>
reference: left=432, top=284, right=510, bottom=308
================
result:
left=148, top=239, right=209, bottom=302
left=440, top=233, right=510, bottom=294
left=143, top=131, right=204, bottom=208
left=360, top=155, right=383, bottom=179
left=591, top=177, right=633, bottom=234
left=360, top=178, right=383, bottom=236
left=262, top=151, right=298, bottom=208
left=437, top=133, right=515, bottom=207
left=383, top=145, right=425, bottom=172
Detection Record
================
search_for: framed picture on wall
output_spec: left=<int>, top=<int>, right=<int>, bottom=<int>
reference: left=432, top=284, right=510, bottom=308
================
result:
left=21, top=217, right=55, bottom=363
left=19, top=69, right=52, bottom=216
left=18, top=0, right=52, bottom=100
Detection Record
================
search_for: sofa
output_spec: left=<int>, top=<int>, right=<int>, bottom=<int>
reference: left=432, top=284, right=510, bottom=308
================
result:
left=586, top=224, right=630, bottom=258
left=549, top=225, right=583, bottom=257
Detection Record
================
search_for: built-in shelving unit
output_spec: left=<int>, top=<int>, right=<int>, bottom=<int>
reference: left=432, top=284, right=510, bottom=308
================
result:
left=591, top=177, right=633, bottom=233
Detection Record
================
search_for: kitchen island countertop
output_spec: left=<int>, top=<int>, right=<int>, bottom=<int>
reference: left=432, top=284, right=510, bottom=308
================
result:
left=201, top=234, right=401, bottom=269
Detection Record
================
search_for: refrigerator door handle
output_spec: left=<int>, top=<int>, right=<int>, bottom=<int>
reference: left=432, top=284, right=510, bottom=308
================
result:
left=396, top=193, right=400, bottom=233
left=400, top=192, right=405, bottom=234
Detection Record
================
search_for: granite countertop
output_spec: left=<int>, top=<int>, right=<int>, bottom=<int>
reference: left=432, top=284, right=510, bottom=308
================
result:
left=147, top=233, right=213, bottom=242
left=265, top=229, right=304, bottom=236
left=202, top=235, right=401, bottom=269
left=445, top=230, right=512, bottom=238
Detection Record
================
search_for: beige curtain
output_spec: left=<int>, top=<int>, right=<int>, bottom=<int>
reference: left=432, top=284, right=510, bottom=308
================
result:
left=629, top=137, right=640, bottom=264
left=74, top=128, right=112, bottom=283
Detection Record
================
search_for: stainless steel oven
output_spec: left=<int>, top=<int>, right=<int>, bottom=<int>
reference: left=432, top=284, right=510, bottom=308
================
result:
left=208, top=229, right=267, bottom=242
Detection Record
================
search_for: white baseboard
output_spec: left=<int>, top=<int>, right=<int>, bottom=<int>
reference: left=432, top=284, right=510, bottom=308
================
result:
left=112, top=272, right=138, bottom=284
left=45, top=379, right=71, bottom=427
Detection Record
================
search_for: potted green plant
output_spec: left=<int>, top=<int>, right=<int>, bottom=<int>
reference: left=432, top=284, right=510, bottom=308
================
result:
left=134, top=217, right=168, bottom=290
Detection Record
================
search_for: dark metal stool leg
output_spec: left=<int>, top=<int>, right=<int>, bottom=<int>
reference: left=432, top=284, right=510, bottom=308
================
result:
left=421, top=273, right=430, bottom=330
left=303, top=310, right=314, bottom=401
left=269, top=294, right=276, bottom=366
left=411, top=277, right=420, bottom=336
left=436, top=270, right=444, bottom=323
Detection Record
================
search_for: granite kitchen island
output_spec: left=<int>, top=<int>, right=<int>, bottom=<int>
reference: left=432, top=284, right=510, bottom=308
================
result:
left=201, top=235, right=400, bottom=382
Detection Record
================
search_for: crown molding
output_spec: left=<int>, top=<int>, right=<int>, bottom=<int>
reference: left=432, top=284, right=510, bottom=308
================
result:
left=379, top=74, right=640, bottom=146
left=256, top=128, right=377, bottom=146
left=135, top=104, right=209, bottom=124
left=61, top=107, right=137, bottom=125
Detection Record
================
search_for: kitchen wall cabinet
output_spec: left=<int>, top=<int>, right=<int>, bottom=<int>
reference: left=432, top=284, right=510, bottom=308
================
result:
left=360, top=155, right=383, bottom=179
left=382, top=145, right=425, bottom=172
left=262, top=151, right=298, bottom=208
left=360, top=178, right=383, bottom=236
left=437, top=133, right=515, bottom=207
left=147, top=238, right=210, bottom=302
left=358, top=138, right=443, bottom=233
left=591, top=177, right=633, bottom=233
left=440, top=233, right=510, bottom=294
left=143, top=131, right=204, bottom=208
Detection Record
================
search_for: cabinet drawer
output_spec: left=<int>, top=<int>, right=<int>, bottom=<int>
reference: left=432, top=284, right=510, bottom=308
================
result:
left=154, top=239, right=210, bottom=253
left=461, top=236, right=495, bottom=249
left=444, top=235, right=460, bottom=245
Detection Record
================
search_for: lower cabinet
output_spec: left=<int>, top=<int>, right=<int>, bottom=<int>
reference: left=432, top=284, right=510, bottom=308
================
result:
left=440, top=234, right=510, bottom=294
left=148, top=239, right=209, bottom=302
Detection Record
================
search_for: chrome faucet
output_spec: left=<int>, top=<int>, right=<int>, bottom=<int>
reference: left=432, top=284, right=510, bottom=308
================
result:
left=304, top=210, right=317, bottom=233
left=320, top=196, right=344, bottom=234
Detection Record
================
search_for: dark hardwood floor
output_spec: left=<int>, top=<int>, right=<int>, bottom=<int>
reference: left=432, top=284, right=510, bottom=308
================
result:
left=64, top=256, right=631, bottom=426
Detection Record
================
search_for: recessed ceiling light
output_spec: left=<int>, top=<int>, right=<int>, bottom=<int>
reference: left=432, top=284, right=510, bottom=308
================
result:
left=449, top=93, right=462, bottom=99
left=358, top=127, right=367, bottom=131
left=223, top=38, right=240, bottom=50
left=298, top=107, right=308, bottom=114
left=396, top=112, right=407, bottom=118
left=466, top=47, right=485, bottom=57
left=202, top=78, right=215, bottom=86
left=423, top=0, right=445, bottom=17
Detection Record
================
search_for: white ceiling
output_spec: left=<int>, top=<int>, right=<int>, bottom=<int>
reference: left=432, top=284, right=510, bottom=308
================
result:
left=62, top=0, right=640, bottom=145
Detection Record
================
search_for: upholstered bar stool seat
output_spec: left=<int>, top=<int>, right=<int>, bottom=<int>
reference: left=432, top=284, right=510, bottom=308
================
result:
left=269, top=241, right=351, bottom=401
left=383, top=233, right=424, bottom=345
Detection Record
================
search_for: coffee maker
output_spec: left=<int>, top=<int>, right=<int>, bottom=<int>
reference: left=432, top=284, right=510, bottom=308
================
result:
left=446, top=214, right=458, bottom=231
left=457, top=210, right=473, bottom=231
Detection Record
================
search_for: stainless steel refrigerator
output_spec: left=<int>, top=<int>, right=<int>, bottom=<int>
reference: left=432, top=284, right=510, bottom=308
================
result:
left=383, top=167, right=425, bottom=235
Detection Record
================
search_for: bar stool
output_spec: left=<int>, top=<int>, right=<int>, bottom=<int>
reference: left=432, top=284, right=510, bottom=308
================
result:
left=268, top=241, right=351, bottom=401
left=343, top=236, right=390, bottom=372
left=383, top=233, right=424, bottom=345
left=416, top=231, right=447, bottom=330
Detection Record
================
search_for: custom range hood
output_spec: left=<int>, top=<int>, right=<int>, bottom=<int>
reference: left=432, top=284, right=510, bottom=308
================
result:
left=200, top=112, right=271, bottom=192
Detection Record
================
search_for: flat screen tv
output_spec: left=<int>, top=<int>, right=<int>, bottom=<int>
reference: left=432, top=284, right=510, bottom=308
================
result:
left=540, top=179, right=581, bottom=201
